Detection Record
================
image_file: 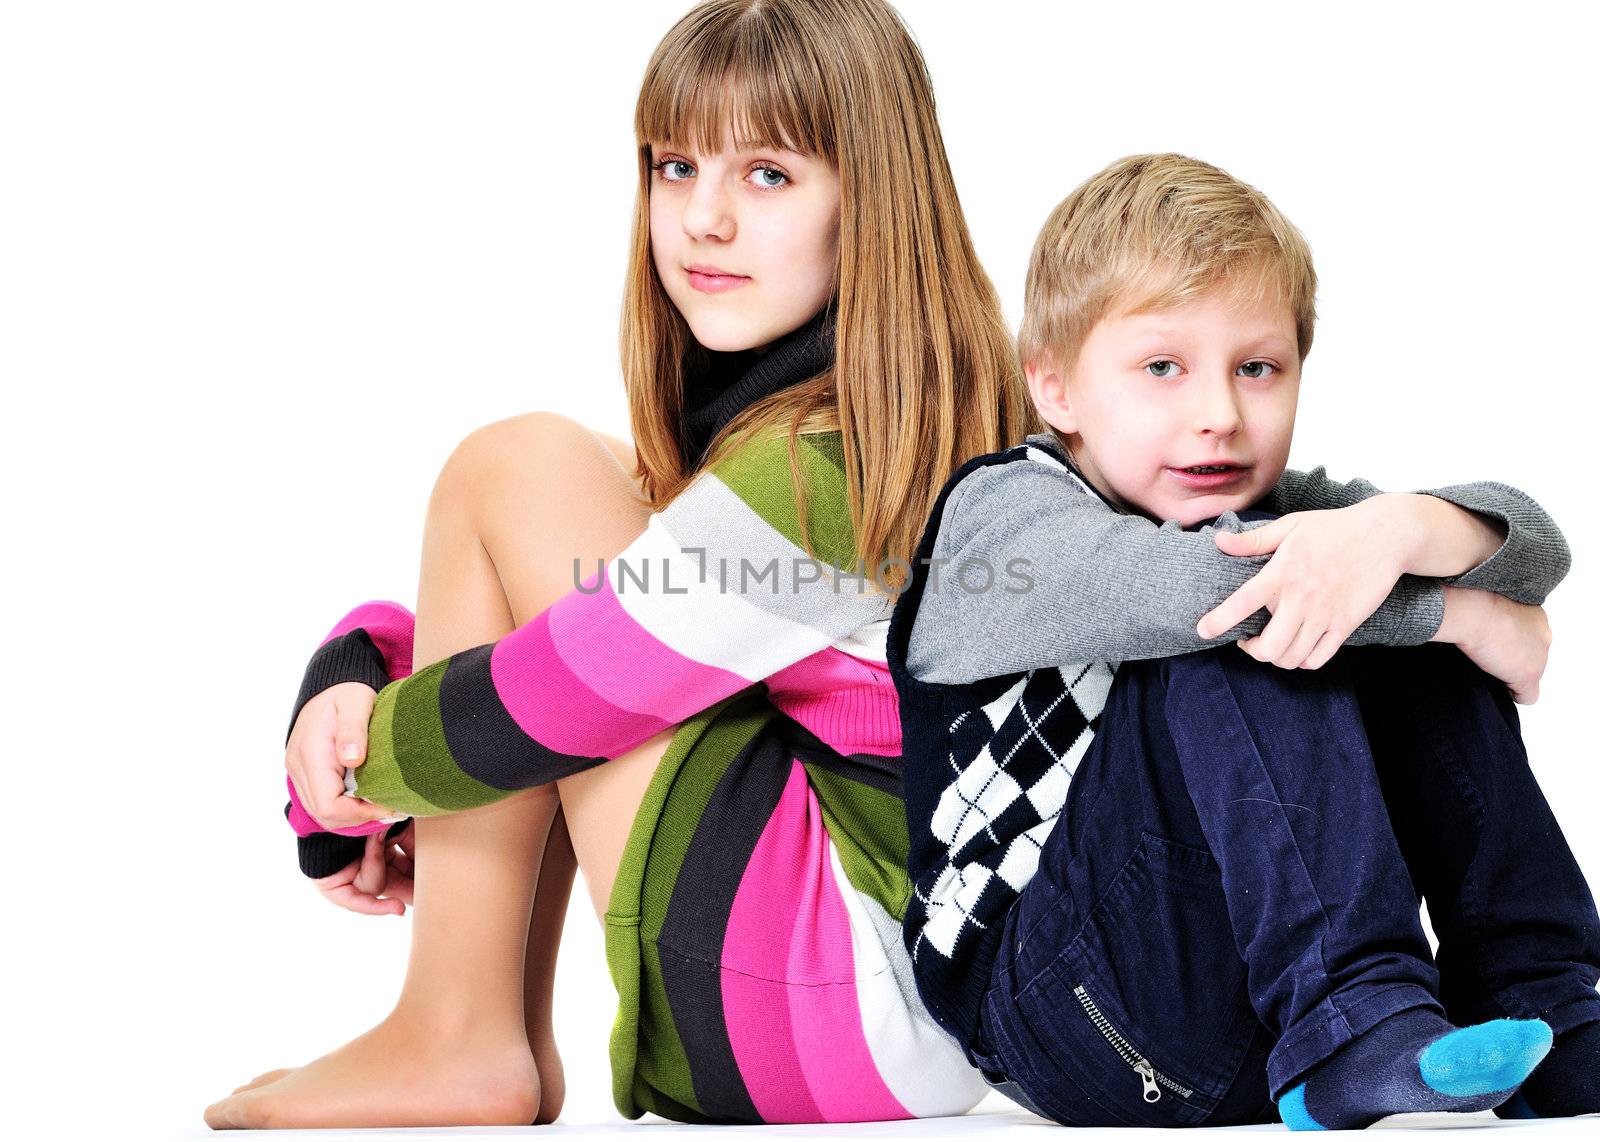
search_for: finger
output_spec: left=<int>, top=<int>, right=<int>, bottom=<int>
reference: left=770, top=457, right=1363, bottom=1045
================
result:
left=1198, top=573, right=1277, bottom=640
left=305, top=753, right=353, bottom=830
left=1269, top=618, right=1310, bottom=669
left=334, top=694, right=370, bottom=767
left=321, top=881, right=405, bottom=915
left=388, top=844, right=415, bottom=879
left=1300, top=626, right=1350, bottom=671
left=311, top=858, right=361, bottom=891
left=1281, top=621, right=1328, bottom=670
left=1236, top=634, right=1269, bottom=662
left=1212, top=518, right=1292, bottom=557
left=353, top=832, right=386, bottom=896
left=384, top=866, right=414, bottom=907
left=308, top=782, right=401, bottom=830
left=1249, top=605, right=1302, bottom=666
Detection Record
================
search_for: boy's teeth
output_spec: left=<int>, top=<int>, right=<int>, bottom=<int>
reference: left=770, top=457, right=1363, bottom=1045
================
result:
left=1185, top=465, right=1230, bottom=473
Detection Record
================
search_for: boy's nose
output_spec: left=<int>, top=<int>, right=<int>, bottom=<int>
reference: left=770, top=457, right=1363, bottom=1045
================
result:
left=1191, top=374, right=1244, bottom=437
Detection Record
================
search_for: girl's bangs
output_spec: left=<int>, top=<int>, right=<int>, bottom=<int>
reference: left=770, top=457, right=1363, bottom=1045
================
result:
left=635, top=20, right=835, bottom=162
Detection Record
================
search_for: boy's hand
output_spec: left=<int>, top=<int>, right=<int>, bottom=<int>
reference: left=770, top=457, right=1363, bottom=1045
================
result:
left=312, top=822, right=416, bottom=915
left=1436, top=587, right=1550, bottom=704
left=286, top=681, right=397, bottom=830
left=1197, top=499, right=1409, bottom=670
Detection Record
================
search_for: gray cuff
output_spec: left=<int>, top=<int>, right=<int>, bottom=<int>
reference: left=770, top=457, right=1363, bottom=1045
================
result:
left=1360, top=575, right=1445, bottom=646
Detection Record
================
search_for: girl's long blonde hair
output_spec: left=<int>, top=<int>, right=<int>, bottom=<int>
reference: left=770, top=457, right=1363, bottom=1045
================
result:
left=621, top=0, right=1036, bottom=584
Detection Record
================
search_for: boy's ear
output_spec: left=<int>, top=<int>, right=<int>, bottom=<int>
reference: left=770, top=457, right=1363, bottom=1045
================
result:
left=1023, top=356, right=1078, bottom=435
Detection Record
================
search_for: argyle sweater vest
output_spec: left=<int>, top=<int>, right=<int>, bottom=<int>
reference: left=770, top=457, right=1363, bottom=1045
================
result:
left=886, top=436, right=1118, bottom=1056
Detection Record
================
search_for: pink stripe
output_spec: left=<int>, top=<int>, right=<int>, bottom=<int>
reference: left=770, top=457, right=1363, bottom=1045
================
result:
left=766, top=649, right=901, bottom=758
left=721, top=761, right=909, bottom=1122
left=323, top=600, right=416, bottom=679
left=492, top=605, right=677, bottom=757
left=289, top=601, right=421, bottom=839
left=721, top=762, right=823, bottom=1122
left=285, top=774, right=388, bottom=839
left=544, top=571, right=753, bottom=720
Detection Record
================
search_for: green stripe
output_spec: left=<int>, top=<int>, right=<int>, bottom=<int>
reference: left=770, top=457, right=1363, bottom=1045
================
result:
left=605, top=688, right=772, bottom=1120
left=709, top=430, right=857, bottom=571
left=349, top=662, right=503, bottom=814
left=803, top=763, right=913, bottom=920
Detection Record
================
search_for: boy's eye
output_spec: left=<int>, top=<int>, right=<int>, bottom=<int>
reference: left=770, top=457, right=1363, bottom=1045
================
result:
left=1145, top=359, right=1180, bottom=379
left=1238, top=361, right=1277, bottom=379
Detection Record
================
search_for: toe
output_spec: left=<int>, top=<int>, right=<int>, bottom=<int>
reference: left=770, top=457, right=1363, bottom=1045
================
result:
left=202, top=1096, right=238, bottom=1130
left=232, top=1068, right=294, bottom=1094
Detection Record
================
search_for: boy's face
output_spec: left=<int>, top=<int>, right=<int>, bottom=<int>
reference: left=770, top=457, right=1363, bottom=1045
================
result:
left=1026, top=285, right=1301, bottom=527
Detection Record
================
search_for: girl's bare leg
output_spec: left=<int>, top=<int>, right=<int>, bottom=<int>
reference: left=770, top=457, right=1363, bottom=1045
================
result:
left=205, top=413, right=655, bottom=1129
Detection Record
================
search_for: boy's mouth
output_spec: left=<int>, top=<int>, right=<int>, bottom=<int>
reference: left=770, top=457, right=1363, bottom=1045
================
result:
left=1167, top=463, right=1250, bottom=489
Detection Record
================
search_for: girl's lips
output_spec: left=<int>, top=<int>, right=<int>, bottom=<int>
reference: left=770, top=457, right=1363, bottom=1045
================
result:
left=1166, top=465, right=1251, bottom=490
left=687, top=269, right=751, bottom=294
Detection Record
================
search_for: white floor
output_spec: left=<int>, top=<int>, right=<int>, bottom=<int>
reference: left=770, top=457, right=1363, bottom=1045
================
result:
left=154, top=1101, right=1600, bottom=1140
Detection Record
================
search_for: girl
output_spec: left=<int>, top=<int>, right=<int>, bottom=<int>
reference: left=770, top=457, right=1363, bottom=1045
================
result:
left=204, top=0, right=1034, bottom=1129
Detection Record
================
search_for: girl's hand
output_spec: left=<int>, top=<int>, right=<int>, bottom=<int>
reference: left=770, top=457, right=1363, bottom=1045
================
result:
left=1437, top=587, right=1551, bottom=704
left=286, top=681, right=397, bottom=830
left=312, top=822, right=416, bottom=916
left=1197, top=498, right=1409, bottom=670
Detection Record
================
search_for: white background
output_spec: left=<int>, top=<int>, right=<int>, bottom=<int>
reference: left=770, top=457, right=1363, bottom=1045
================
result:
left=5, top=1, right=1597, bottom=1137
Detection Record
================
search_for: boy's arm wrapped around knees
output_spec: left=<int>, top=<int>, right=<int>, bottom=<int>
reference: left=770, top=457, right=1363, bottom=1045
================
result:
left=282, top=600, right=418, bottom=879
left=903, top=460, right=1445, bottom=686
left=1264, top=467, right=1571, bottom=605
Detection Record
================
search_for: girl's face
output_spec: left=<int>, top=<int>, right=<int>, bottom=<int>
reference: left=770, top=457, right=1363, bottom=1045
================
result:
left=648, top=133, right=840, bottom=352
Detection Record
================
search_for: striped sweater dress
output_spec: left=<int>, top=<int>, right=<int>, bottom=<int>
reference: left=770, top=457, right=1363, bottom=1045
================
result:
left=281, top=427, right=989, bottom=1124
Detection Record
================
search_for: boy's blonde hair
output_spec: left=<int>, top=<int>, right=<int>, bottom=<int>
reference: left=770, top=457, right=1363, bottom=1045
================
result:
left=1018, top=153, right=1318, bottom=372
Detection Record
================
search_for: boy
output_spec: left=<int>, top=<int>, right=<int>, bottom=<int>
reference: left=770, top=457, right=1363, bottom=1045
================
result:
left=885, top=153, right=1600, bottom=1129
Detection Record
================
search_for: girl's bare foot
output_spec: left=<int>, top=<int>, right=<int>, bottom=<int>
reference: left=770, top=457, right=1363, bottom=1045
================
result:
left=529, top=1028, right=565, bottom=1124
left=229, top=1068, right=293, bottom=1095
left=214, top=1033, right=564, bottom=1119
left=202, top=1010, right=540, bottom=1129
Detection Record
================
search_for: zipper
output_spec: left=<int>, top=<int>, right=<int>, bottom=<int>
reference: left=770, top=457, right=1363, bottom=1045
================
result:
left=1073, top=983, right=1194, bottom=1105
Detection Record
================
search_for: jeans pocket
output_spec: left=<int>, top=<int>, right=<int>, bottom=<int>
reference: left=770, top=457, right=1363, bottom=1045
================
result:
left=1015, top=830, right=1259, bottom=1127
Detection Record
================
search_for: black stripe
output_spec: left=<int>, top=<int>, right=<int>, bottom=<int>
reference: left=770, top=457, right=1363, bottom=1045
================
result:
left=657, top=727, right=794, bottom=1123
left=435, top=644, right=606, bottom=791
left=772, top=713, right=903, bottom=797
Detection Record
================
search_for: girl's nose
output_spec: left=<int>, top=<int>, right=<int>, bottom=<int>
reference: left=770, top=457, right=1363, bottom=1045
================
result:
left=683, top=179, right=736, bottom=242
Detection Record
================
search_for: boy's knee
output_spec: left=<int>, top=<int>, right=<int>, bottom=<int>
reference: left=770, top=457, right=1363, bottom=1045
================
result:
left=1160, top=640, right=1359, bottom=700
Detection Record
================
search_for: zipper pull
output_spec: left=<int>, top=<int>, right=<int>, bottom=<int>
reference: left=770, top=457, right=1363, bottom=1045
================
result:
left=1136, top=1060, right=1161, bottom=1103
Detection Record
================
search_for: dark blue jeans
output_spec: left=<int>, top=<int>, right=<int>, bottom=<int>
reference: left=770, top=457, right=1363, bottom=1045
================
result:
left=971, top=525, right=1600, bottom=1127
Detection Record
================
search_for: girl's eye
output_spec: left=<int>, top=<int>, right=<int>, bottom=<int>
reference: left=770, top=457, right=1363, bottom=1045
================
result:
left=1145, top=359, right=1181, bottom=379
left=652, top=159, right=695, bottom=182
left=749, top=164, right=789, bottom=189
left=1238, top=361, right=1277, bottom=379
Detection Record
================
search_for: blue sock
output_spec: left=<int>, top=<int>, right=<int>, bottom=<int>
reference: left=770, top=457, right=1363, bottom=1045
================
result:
left=1493, top=1017, right=1600, bottom=1119
left=1275, top=1008, right=1552, bottom=1130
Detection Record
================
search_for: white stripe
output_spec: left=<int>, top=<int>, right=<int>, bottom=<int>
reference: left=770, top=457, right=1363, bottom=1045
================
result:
left=832, top=616, right=890, bottom=663
left=607, top=513, right=830, bottom=679
left=827, top=844, right=989, bottom=1118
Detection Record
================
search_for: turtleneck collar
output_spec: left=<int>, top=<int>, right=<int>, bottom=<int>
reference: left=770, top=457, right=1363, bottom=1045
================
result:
left=682, top=305, right=836, bottom=466
left=1024, top=428, right=1113, bottom=509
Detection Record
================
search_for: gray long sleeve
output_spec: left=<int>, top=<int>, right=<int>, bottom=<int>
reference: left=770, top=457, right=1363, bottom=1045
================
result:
left=1263, top=467, right=1572, bottom=605
left=905, top=447, right=1571, bottom=687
